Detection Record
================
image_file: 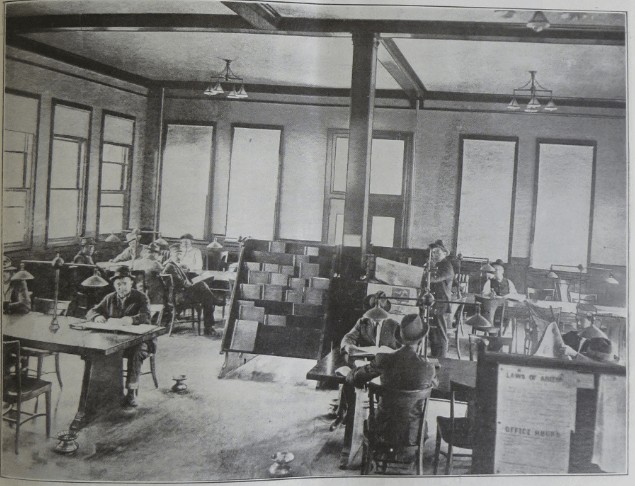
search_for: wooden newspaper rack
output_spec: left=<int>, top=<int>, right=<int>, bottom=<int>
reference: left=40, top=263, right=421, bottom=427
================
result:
left=472, top=345, right=626, bottom=475
left=219, top=238, right=336, bottom=378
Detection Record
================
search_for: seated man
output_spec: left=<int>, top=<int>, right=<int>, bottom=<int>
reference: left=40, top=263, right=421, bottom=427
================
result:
left=111, top=232, right=146, bottom=263
left=162, top=243, right=224, bottom=336
left=73, top=236, right=96, bottom=265
left=340, top=292, right=400, bottom=355
left=86, top=266, right=152, bottom=407
left=482, top=259, right=518, bottom=297
left=560, top=327, right=617, bottom=363
left=2, top=256, right=31, bottom=315
left=347, top=314, right=437, bottom=446
left=179, top=233, right=203, bottom=271
left=131, top=242, right=164, bottom=305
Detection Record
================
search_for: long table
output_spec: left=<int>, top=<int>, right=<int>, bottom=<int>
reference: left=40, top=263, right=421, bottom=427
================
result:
left=306, top=348, right=476, bottom=468
left=3, top=312, right=166, bottom=430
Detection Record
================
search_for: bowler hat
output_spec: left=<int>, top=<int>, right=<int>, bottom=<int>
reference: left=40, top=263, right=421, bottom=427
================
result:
left=491, top=259, right=505, bottom=269
left=363, top=291, right=391, bottom=312
left=581, top=337, right=614, bottom=363
left=395, top=313, right=429, bottom=345
left=180, top=233, right=194, bottom=240
left=110, top=266, right=133, bottom=283
left=429, top=239, right=448, bottom=254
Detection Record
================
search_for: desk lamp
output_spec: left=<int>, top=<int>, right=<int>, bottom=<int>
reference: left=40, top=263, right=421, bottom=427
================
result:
left=547, top=264, right=584, bottom=301
left=81, top=268, right=109, bottom=311
left=10, top=263, right=35, bottom=282
left=588, top=266, right=620, bottom=285
left=49, top=253, right=65, bottom=332
left=464, top=302, right=490, bottom=328
left=206, top=237, right=223, bottom=270
left=363, top=292, right=390, bottom=321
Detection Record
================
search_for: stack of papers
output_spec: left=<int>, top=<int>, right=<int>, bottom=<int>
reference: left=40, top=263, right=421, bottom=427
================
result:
left=349, top=345, right=396, bottom=358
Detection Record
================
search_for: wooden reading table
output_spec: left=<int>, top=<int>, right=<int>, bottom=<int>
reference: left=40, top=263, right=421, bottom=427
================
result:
left=3, top=312, right=166, bottom=430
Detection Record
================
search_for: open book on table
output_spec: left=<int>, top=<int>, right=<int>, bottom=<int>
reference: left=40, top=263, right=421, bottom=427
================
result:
left=82, top=320, right=158, bottom=335
left=348, top=345, right=397, bottom=358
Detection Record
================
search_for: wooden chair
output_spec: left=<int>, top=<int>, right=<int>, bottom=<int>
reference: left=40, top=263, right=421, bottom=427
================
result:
left=3, top=340, right=52, bottom=454
left=470, top=296, right=506, bottom=337
left=361, top=383, right=432, bottom=475
left=433, top=381, right=474, bottom=475
left=527, top=288, right=555, bottom=301
left=159, top=273, right=201, bottom=337
left=121, top=305, right=162, bottom=394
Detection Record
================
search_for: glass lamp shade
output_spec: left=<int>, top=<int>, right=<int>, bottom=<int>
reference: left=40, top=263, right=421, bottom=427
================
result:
left=226, top=87, right=239, bottom=99
left=480, top=262, right=495, bottom=273
left=547, top=269, right=559, bottom=279
left=465, top=311, right=491, bottom=328
left=207, top=238, right=223, bottom=249
left=204, top=85, right=214, bottom=96
left=363, top=304, right=389, bottom=321
left=606, top=274, right=619, bottom=285
left=544, top=98, right=558, bottom=111
left=81, top=270, right=109, bottom=288
left=507, top=97, right=520, bottom=110
left=236, top=85, right=248, bottom=99
left=10, top=263, right=34, bottom=281
left=527, top=11, right=550, bottom=32
left=105, top=233, right=121, bottom=243
left=525, top=95, right=541, bottom=112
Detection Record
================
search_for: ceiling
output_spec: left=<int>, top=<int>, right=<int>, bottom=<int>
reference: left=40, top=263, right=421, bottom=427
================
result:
left=5, top=1, right=627, bottom=102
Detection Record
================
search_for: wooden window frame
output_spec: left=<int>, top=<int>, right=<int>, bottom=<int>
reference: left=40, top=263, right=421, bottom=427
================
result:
left=454, top=134, right=519, bottom=263
left=97, top=110, right=136, bottom=237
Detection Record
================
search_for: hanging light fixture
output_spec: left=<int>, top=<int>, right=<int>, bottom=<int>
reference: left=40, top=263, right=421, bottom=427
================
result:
left=204, top=59, right=248, bottom=100
left=527, top=11, right=551, bottom=32
left=507, top=71, right=557, bottom=113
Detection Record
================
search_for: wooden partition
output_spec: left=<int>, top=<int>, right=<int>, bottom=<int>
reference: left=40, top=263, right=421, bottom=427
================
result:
left=473, top=347, right=626, bottom=474
left=219, top=238, right=336, bottom=377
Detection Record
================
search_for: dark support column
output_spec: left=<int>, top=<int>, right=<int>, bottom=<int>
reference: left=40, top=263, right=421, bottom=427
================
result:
left=140, top=87, right=164, bottom=231
left=343, top=32, right=379, bottom=259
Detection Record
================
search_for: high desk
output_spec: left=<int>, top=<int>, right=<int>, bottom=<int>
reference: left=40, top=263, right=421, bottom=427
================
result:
left=3, top=312, right=166, bottom=430
left=307, top=348, right=476, bottom=467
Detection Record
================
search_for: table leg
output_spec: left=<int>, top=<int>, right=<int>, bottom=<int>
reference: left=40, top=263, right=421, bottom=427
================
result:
left=340, top=387, right=367, bottom=469
left=71, top=352, right=124, bottom=430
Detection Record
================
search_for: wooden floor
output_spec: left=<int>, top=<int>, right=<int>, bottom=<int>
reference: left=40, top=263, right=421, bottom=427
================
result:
left=1, top=320, right=471, bottom=482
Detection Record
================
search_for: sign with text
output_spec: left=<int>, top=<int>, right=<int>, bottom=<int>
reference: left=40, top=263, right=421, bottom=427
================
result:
left=494, top=365, right=577, bottom=474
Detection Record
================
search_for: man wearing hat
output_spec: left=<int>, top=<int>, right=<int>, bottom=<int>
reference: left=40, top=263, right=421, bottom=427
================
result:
left=73, top=237, right=96, bottom=265
left=131, top=242, right=165, bottom=304
left=111, top=231, right=146, bottom=263
left=425, top=240, right=455, bottom=358
left=482, top=259, right=518, bottom=297
left=179, top=233, right=203, bottom=271
left=340, top=292, right=400, bottom=355
left=86, top=266, right=152, bottom=407
left=163, top=243, right=224, bottom=336
left=348, top=314, right=437, bottom=446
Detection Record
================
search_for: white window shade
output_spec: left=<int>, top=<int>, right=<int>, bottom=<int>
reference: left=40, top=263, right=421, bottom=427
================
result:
left=103, top=115, right=134, bottom=145
left=159, top=124, right=213, bottom=239
left=532, top=143, right=594, bottom=270
left=226, top=127, right=282, bottom=240
left=54, top=105, right=90, bottom=138
left=5, top=94, right=39, bottom=134
left=456, top=138, right=517, bottom=261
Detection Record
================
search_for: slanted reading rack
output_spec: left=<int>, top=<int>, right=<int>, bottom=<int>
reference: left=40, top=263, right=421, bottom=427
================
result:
left=219, top=238, right=336, bottom=378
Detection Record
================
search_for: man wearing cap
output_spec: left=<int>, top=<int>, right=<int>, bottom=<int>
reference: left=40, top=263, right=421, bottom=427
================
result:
left=162, top=244, right=224, bottom=336
left=111, top=232, right=146, bottom=263
left=179, top=233, right=203, bottom=271
left=482, top=259, right=518, bottom=297
left=73, top=237, right=96, bottom=265
left=340, top=292, right=400, bottom=355
left=86, top=266, right=152, bottom=407
left=425, top=240, right=455, bottom=358
left=348, top=314, right=437, bottom=446
left=131, top=242, right=165, bottom=304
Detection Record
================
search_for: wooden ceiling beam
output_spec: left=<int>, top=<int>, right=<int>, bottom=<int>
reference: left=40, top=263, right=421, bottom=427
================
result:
left=377, top=38, right=426, bottom=106
left=6, top=14, right=624, bottom=46
left=221, top=1, right=281, bottom=30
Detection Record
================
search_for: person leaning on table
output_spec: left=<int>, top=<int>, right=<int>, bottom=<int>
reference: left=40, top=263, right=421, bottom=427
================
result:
left=86, top=265, right=153, bottom=408
left=347, top=314, right=438, bottom=446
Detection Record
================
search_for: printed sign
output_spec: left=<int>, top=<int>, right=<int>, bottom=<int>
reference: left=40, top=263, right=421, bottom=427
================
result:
left=494, top=365, right=577, bottom=474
